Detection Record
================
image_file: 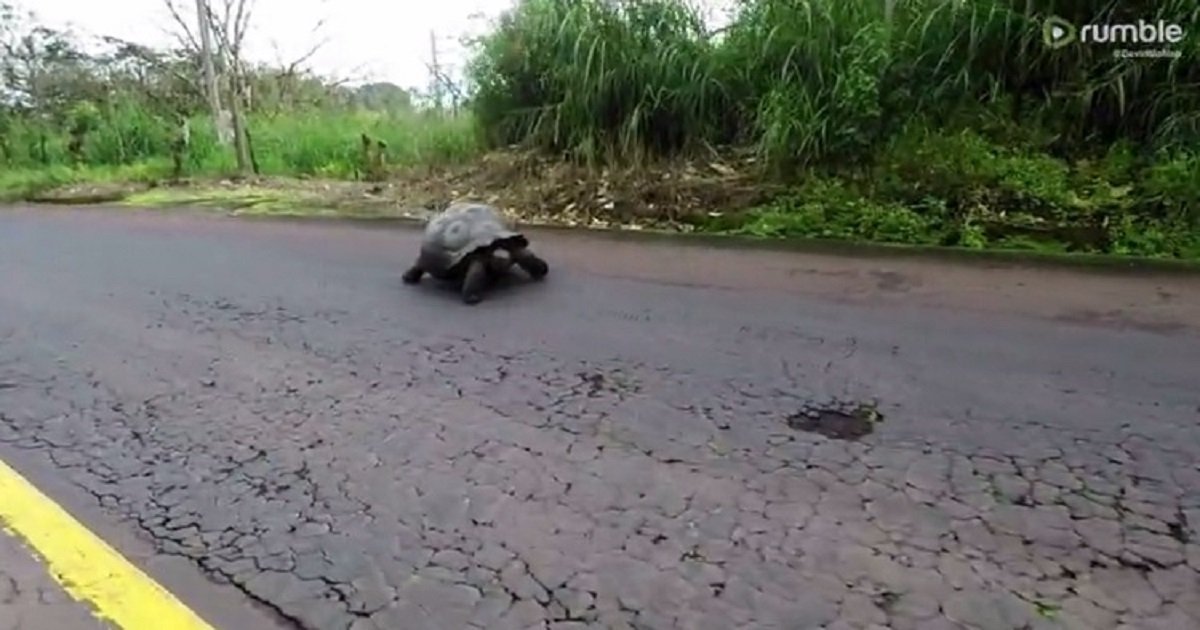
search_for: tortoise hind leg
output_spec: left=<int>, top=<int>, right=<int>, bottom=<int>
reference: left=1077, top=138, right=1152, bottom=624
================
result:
left=401, top=261, right=425, bottom=284
left=461, top=257, right=489, bottom=305
left=511, top=246, right=549, bottom=280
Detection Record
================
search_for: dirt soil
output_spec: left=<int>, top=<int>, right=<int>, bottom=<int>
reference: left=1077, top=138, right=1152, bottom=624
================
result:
left=26, top=148, right=781, bottom=231
left=384, top=147, right=779, bottom=229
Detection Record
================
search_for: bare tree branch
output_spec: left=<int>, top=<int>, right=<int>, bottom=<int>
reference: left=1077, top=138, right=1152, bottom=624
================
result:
left=324, top=63, right=372, bottom=88
left=161, top=0, right=200, bottom=51
left=286, top=17, right=329, bottom=72
left=202, top=0, right=252, bottom=73
left=232, top=0, right=254, bottom=55
left=218, top=0, right=234, bottom=47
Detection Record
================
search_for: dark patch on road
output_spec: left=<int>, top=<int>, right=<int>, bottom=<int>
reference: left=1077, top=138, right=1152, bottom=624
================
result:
left=874, top=590, right=901, bottom=612
left=870, top=269, right=913, bottom=292
left=1052, top=307, right=1190, bottom=336
left=786, top=266, right=859, bottom=280
left=785, top=401, right=882, bottom=441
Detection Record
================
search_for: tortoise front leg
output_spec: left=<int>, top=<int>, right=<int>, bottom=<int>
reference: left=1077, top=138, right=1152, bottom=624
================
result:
left=461, top=256, right=489, bottom=304
left=511, top=246, right=549, bottom=280
left=487, top=249, right=515, bottom=277
left=401, top=261, right=425, bottom=284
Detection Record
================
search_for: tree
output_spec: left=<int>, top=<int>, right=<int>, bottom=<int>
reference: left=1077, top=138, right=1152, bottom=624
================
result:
left=162, top=0, right=329, bottom=176
left=0, top=0, right=351, bottom=171
left=162, top=0, right=247, bottom=173
left=0, top=4, right=92, bottom=163
left=352, top=82, right=414, bottom=113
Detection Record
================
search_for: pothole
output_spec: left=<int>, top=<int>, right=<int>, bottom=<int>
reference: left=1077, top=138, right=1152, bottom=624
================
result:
left=786, top=400, right=883, bottom=441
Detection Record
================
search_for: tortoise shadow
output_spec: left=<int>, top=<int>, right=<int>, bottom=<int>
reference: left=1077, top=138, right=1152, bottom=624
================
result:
left=403, top=268, right=546, bottom=305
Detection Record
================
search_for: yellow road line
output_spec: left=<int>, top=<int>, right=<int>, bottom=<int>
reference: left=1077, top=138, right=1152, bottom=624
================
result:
left=0, top=457, right=215, bottom=630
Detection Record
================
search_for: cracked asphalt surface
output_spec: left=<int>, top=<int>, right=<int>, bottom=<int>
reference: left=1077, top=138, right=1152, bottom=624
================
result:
left=2, top=205, right=1199, bottom=630
left=0, top=530, right=109, bottom=630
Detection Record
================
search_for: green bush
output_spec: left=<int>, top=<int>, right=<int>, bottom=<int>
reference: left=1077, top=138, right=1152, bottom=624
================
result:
left=736, top=177, right=939, bottom=245
left=873, top=123, right=1078, bottom=218
left=715, top=123, right=1199, bottom=258
left=1141, top=152, right=1200, bottom=225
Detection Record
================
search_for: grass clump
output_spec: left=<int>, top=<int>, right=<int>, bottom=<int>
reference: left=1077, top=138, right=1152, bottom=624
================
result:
left=734, top=178, right=940, bottom=246
left=0, top=161, right=173, bottom=202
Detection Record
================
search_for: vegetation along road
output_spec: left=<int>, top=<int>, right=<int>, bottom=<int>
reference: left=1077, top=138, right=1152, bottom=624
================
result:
left=3, top=0, right=1200, bottom=628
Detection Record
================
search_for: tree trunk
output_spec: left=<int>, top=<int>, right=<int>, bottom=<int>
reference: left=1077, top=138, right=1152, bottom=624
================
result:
left=171, top=117, right=191, bottom=180
left=229, top=73, right=252, bottom=176
left=196, top=0, right=231, bottom=146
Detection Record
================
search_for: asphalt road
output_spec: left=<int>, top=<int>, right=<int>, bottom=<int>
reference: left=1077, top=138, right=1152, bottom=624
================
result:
left=0, top=529, right=109, bottom=630
left=1, top=205, right=1199, bottom=630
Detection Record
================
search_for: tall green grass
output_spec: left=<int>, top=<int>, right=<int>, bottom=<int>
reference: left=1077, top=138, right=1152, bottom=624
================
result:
left=467, top=0, right=1200, bottom=168
left=0, top=107, right=482, bottom=177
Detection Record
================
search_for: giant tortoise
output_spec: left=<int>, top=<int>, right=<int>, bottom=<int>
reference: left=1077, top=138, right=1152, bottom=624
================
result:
left=401, top=201, right=549, bottom=304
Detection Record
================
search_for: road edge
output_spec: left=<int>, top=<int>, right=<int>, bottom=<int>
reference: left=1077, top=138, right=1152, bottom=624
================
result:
left=0, top=442, right=293, bottom=630
left=7, top=201, right=1200, bottom=277
left=0, top=456, right=216, bottom=630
